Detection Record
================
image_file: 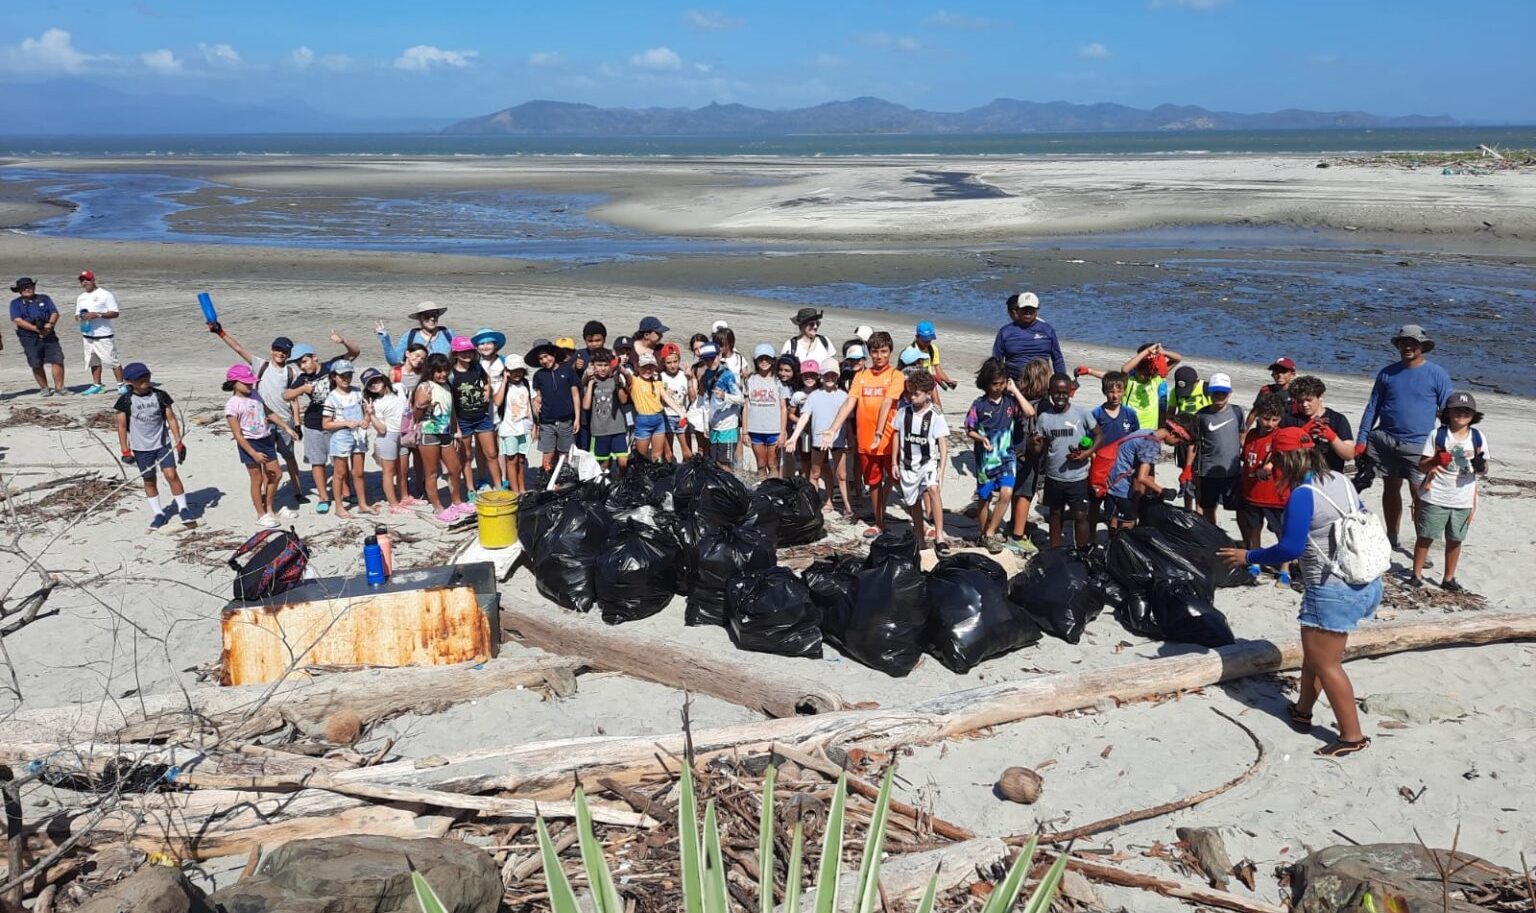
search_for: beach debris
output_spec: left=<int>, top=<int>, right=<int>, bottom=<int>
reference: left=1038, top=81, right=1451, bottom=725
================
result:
left=322, top=709, right=364, bottom=744
left=1233, top=858, right=1258, bottom=891
left=1177, top=827, right=1235, bottom=890
left=995, top=766, right=1043, bottom=805
left=1288, top=843, right=1508, bottom=913
left=1398, top=784, right=1428, bottom=804
left=72, top=864, right=210, bottom=913
left=0, top=405, right=75, bottom=430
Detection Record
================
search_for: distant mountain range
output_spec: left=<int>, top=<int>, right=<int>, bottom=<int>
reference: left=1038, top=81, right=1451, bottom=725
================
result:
left=0, top=80, right=455, bottom=135
left=446, top=96, right=1457, bottom=136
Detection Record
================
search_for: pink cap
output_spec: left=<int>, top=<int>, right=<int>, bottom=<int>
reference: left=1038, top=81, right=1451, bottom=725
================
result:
left=450, top=335, right=474, bottom=353
left=224, top=363, right=258, bottom=385
left=800, top=359, right=820, bottom=374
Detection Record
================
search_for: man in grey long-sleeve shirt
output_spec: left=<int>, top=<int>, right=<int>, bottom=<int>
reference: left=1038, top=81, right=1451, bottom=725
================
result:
left=1356, top=324, right=1453, bottom=547
left=991, top=292, right=1067, bottom=378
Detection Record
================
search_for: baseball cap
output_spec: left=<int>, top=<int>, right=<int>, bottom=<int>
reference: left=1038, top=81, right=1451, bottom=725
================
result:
left=659, top=342, right=681, bottom=360
left=819, top=357, right=842, bottom=375
left=638, top=315, right=669, bottom=334
left=503, top=353, right=525, bottom=370
left=1207, top=372, right=1233, bottom=393
left=1445, top=391, right=1478, bottom=412
left=853, top=325, right=874, bottom=343
left=554, top=336, right=577, bottom=352
left=754, top=343, right=777, bottom=360
left=614, top=335, right=636, bottom=352
left=1271, top=427, right=1316, bottom=453
left=899, top=346, right=925, bottom=367
left=846, top=344, right=867, bottom=360
left=223, top=363, right=258, bottom=390
left=77, top=270, right=95, bottom=282
left=698, top=342, right=720, bottom=359
left=799, top=359, right=820, bottom=374
left=915, top=320, right=936, bottom=341
left=1392, top=324, right=1435, bottom=353
left=450, top=335, right=474, bottom=353
left=122, top=362, right=150, bottom=381
left=360, top=367, right=385, bottom=386
left=271, top=336, right=295, bottom=354
left=328, top=359, right=355, bottom=375
left=1268, top=357, right=1296, bottom=372
left=1173, top=366, right=1199, bottom=393
left=1008, top=291, right=1041, bottom=311
left=711, top=320, right=730, bottom=333
left=290, top=344, right=316, bottom=361
left=638, top=352, right=658, bottom=367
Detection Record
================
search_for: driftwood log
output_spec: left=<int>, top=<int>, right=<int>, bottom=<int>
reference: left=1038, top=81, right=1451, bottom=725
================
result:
left=500, top=598, right=848, bottom=717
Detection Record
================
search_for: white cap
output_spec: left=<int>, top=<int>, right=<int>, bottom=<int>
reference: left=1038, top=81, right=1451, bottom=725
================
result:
left=846, top=344, right=868, bottom=360
left=1208, top=372, right=1233, bottom=393
left=503, top=353, right=525, bottom=369
left=711, top=320, right=730, bottom=333
left=638, top=353, right=658, bottom=367
left=854, top=325, right=874, bottom=342
left=1011, top=291, right=1041, bottom=310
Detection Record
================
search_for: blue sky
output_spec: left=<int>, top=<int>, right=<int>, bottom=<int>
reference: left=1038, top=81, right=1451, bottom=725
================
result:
left=3, top=0, right=1532, bottom=122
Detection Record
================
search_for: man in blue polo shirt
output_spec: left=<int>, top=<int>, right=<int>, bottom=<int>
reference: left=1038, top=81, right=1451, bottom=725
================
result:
left=9, top=277, right=67, bottom=395
left=990, top=291, right=1066, bottom=379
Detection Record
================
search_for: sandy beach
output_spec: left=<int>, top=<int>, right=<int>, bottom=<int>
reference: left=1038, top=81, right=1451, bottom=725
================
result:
left=1, top=155, right=1533, bottom=908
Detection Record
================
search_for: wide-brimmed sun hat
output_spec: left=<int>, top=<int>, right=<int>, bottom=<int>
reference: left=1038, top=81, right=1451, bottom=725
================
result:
left=1392, top=324, right=1435, bottom=353
left=471, top=328, right=506, bottom=350
left=408, top=302, right=447, bottom=321
left=792, top=307, right=824, bottom=327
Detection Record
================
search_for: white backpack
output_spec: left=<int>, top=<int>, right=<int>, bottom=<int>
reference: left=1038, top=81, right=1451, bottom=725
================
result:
left=1304, top=481, right=1392, bottom=585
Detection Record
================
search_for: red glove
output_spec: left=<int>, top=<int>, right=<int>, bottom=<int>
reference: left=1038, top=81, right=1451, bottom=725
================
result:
left=1179, top=463, right=1194, bottom=484
left=1434, top=450, right=1453, bottom=467
left=1353, top=442, right=1368, bottom=459
left=1074, top=364, right=1091, bottom=376
left=120, top=449, right=135, bottom=465
left=1307, top=421, right=1338, bottom=443
left=175, top=443, right=188, bottom=462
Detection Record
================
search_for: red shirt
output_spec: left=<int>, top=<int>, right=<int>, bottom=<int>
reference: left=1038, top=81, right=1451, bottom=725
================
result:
left=1240, top=428, right=1289, bottom=508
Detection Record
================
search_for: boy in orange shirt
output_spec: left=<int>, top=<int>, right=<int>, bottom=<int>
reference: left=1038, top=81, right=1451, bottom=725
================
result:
left=822, top=331, right=903, bottom=538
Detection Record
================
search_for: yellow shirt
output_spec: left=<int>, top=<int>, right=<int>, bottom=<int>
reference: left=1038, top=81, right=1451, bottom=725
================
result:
left=629, top=375, right=664, bottom=415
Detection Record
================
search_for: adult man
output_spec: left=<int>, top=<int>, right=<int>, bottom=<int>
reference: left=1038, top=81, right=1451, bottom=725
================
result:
left=1356, top=324, right=1453, bottom=550
left=990, top=292, right=1066, bottom=379
left=74, top=271, right=124, bottom=395
left=212, top=323, right=310, bottom=504
left=9, top=277, right=66, bottom=395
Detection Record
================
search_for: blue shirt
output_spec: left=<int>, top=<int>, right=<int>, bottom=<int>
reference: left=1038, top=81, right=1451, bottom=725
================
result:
left=1107, top=430, right=1163, bottom=499
left=377, top=325, right=455, bottom=365
left=991, top=319, right=1066, bottom=378
left=532, top=363, right=580, bottom=422
left=1357, top=360, right=1453, bottom=447
left=9, top=294, right=59, bottom=340
left=965, top=395, right=1020, bottom=480
left=1092, top=403, right=1140, bottom=446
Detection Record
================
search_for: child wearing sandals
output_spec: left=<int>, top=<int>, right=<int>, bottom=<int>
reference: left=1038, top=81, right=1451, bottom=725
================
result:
left=363, top=367, right=410, bottom=514
left=1410, top=391, right=1489, bottom=592
left=322, top=359, right=379, bottom=518
left=785, top=358, right=853, bottom=518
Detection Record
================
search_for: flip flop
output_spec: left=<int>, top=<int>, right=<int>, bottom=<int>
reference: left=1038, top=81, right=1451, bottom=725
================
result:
left=315, top=501, right=332, bottom=515
left=1315, top=737, right=1370, bottom=758
left=1285, top=701, right=1313, bottom=733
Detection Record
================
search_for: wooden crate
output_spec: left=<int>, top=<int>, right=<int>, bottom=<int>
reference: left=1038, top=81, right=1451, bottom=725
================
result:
left=220, top=562, right=499, bottom=686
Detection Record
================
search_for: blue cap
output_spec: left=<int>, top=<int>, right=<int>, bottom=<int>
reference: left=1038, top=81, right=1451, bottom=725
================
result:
left=698, top=343, right=720, bottom=359
left=638, top=315, right=669, bottom=334
left=123, top=362, right=150, bottom=381
left=899, top=346, right=925, bottom=367
left=290, top=343, right=316, bottom=360
left=753, top=342, right=777, bottom=360
left=915, top=321, right=936, bottom=341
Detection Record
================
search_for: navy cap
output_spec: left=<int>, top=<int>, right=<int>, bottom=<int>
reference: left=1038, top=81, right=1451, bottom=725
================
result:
left=123, top=362, right=151, bottom=381
left=271, top=336, right=294, bottom=353
left=638, top=315, right=669, bottom=334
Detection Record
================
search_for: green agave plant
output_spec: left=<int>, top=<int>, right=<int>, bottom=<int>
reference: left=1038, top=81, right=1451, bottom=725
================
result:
left=503, top=761, right=1068, bottom=913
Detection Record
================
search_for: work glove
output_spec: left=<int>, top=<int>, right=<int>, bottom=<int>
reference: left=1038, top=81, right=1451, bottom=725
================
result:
left=176, top=443, right=188, bottom=462
left=1353, top=442, right=1368, bottom=459
left=1074, top=364, right=1091, bottom=376
left=1470, top=454, right=1487, bottom=474
left=207, top=320, right=223, bottom=335
left=120, top=449, right=135, bottom=464
left=1434, top=450, right=1453, bottom=467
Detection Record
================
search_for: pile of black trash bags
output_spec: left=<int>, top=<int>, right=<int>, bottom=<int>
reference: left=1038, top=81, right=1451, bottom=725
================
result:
left=520, top=458, right=1247, bottom=678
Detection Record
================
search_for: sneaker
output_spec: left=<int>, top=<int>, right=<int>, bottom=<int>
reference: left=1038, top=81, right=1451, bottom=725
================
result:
left=276, top=506, right=299, bottom=520
left=1406, top=575, right=1425, bottom=589
left=39, top=388, right=54, bottom=397
left=177, top=513, right=198, bottom=529
left=1006, top=535, right=1038, bottom=556
left=81, top=384, right=104, bottom=395
left=1441, top=579, right=1467, bottom=593
left=934, top=540, right=953, bottom=559
left=477, top=483, right=492, bottom=494
left=52, top=387, right=69, bottom=396
left=982, top=535, right=1004, bottom=555
left=256, top=513, right=280, bottom=529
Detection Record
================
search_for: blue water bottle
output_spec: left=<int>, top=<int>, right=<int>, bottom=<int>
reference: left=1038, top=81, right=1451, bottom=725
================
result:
left=197, top=292, right=218, bottom=324
left=363, top=536, right=387, bottom=586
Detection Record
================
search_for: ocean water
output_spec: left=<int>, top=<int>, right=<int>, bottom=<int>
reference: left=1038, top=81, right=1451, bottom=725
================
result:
left=4, top=126, right=1535, bottom=158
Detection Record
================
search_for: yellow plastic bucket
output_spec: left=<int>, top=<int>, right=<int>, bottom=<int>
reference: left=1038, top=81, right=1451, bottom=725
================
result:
left=475, top=491, right=519, bottom=549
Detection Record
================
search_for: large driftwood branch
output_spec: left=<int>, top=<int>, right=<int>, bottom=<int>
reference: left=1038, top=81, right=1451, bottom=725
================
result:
left=500, top=599, right=848, bottom=717
left=1051, top=852, right=1287, bottom=913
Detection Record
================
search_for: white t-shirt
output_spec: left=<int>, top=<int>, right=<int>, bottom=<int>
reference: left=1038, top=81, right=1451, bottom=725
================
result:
left=498, top=380, right=533, bottom=437
left=482, top=356, right=506, bottom=385
left=782, top=334, right=838, bottom=365
left=75, top=287, right=119, bottom=338
left=661, top=369, right=690, bottom=418
left=1419, top=427, right=1487, bottom=509
left=370, top=392, right=406, bottom=435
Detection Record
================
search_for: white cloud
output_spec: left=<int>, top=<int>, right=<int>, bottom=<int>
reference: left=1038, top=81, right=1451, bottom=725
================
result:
left=394, top=44, right=477, bottom=71
left=858, top=32, right=921, bottom=52
left=694, top=62, right=713, bottom=73
left=1078, top=42, right=1110, bottom=59
left=683, top=9, right=744, bottom=31
left=527, top=51, right=564, bottom=67
left=630, top=47, right=682, bottom=71
left=1, top=28, right=92, bottom=74
left=198, top=42, right=242, bottom=68
left=290, top=46, right=314, bottom=69
left=141, top=48, right=182, bottom=74
left=928, top=10, right=996, bottom=29
left=814, top=53, right=843, bottom=68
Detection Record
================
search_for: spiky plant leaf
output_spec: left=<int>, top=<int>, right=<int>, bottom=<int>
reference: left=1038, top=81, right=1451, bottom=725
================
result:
left=536, top=815, right=582, bottom=913
left=912, top=868, right=941, bottom=913
left=813, top=772, right=849, bottom=913
left=784, top=821, right=805, bottom=913
left=851, top=765, right=897, bottom=913
left=758, top=763, right=777, bottom=913
left=703, top=800, right=730, bottom=913
left=679, top=763, right=705, bottom=913
left=410, top=869, right=448, bottom=913
left=1022, top=848, right=1069, bottom=913
left=574, top=786, right=624, bottom=913
left=980, top=835, right=1037, bottom=913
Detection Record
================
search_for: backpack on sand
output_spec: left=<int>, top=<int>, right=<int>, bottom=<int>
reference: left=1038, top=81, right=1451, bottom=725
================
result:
left=229, top=528, right=310, bottom=601
left=1304, top=482, right=1391, bottom=586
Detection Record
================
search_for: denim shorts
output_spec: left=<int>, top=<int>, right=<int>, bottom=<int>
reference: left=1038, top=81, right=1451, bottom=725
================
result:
left=457, top=413, right=495, bottom=436
left=748, top=431, right=780, bottom=446
left=328, top=429, right=366, bottom=458
left=1299, top=577, right=1383, bottom=634
left=665, top=413, right=686, bottom=434
left=633, top=412, right=666, bottom=440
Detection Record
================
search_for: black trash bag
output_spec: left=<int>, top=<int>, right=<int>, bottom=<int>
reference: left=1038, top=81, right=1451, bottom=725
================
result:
left=594, top=522, right=678, bottom=624
left=824, top=547, right=928, bottom=677
left=606, top=465, right=662, bottom=514
left=1115, top=591, right=1157, bottom=638
left=695, top=480, right=752, bottom=532
left=1145, top=580, right=1236, bottom=648
left=685, top=523, right=777, bottom=626
left=1141, top=502, right=1251, bottom=589
left=865, top=527, right=919, bottom=568
left=801, top=556, right=862, bottom=617
left=925, top=553, right=1042, bottom=674
left=1106, top=528, right=1213, bottom=601
left=726, top=567, right=824, bottom=658
left=517, top=488, right=573, bottom=552
left=1006, top=548, right=1104, bottom=645
left=672, top=457, right=742, bottom=516
left=532, top=498, right=616, bottom=613
left=752, top=477, right=825, bottom=546
left=1138, top=530, right=1216, bottom=601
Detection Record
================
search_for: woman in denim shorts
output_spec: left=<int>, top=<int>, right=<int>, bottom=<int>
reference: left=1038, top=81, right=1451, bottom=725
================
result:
left=1221, top=427, right=1383, bottom=760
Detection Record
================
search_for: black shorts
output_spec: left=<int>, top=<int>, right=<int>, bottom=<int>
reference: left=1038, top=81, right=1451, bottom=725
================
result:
left=1196, top=475, right=1240, bottom=511
left=18, top=334, right=64, bottom=369
left=1011, top=449, right=1043, bottom=500
left=1041, top=477, right=1092, bottom=514
left=1106, top=494, right=1139, bottom=523
left=1239, top=504, right=1285, bottom=535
